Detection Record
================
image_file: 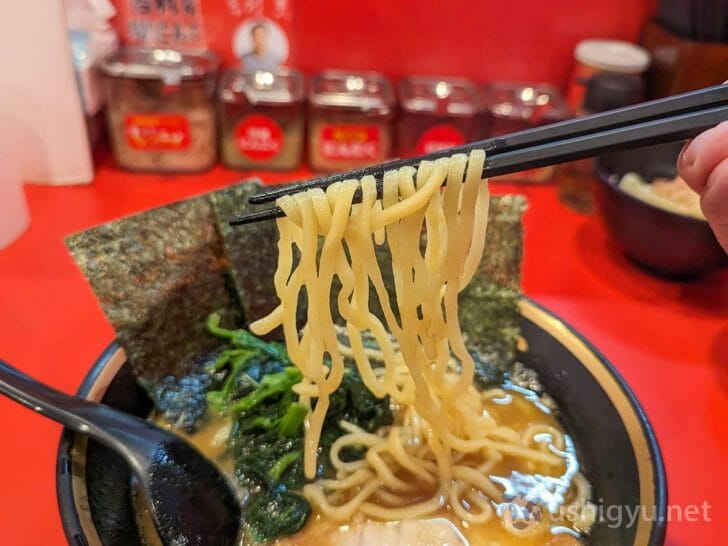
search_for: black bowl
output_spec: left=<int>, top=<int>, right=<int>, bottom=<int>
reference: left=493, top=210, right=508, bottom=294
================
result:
left=594, top=141, right=728, bottom=278
left=56, top=299, right=667, bottom=546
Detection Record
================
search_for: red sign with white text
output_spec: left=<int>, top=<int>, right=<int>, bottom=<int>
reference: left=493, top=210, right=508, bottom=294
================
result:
left=415, top=124, right=466, bottom=155
left=320, top=125, right=380, bottom=161
left=125, top=114, right=191, bottom=150
left=235, top=114, right=283, bottom=160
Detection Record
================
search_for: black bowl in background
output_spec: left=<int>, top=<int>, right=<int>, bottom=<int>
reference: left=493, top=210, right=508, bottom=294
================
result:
left=56, top=299, right=667, bottom=546
left=594, top=141, right=728, bottom=278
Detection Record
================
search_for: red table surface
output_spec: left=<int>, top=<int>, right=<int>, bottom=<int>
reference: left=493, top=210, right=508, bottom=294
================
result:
left=0, top=152, right=726, bottom=546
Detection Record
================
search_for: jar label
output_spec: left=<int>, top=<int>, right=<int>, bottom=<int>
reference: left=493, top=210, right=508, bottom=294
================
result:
left=415, top=124, right=465, bottom=155
left=234, top=114, right=284, bottom=161
left=124, top=114, right=191, bottom=150
left=320, top=125, right=380, bottom=161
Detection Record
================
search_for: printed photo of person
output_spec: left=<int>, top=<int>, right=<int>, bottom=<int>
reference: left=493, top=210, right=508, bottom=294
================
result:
left=233, top=18, right=289, bottom=73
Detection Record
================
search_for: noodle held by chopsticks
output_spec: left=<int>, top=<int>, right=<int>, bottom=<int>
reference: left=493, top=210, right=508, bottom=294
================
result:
left=250, top=151, right=587, bottom=527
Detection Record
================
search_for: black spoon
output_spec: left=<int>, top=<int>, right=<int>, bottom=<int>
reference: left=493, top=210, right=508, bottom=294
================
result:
left=0, top=359, right=241, bottom=546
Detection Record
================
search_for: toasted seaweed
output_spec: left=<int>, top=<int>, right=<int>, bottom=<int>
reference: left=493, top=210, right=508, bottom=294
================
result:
left=67, top=181, right=525, bottom=387
left=366, top=195, right=525, bottom=368
left=458, top=195, right=527, bottom=367
left=210, top=182, right=282, bottom=325
left=66, top=195, right=244, bottom=383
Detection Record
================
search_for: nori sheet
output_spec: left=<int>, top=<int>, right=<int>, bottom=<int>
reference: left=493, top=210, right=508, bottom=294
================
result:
left=66, top=195, right=244, bottom=383
left=67, top=181, right=525, bottom=386
left=458, top=195, right=526, bottom=367
left=210, top=182, right=284, bottom=325
left=369, top=195, right=525, bottom=369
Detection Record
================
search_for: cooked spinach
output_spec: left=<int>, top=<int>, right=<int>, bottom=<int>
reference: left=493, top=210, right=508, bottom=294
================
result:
left=317, top=367, right=393, bottom=474
left=278, top=402, right=308, bottom=439
left=244, top=491, right=311, bottom=543
left=202, top=313, right=392, bottom=543
left=206, top=313, right=290, bottom=364
left=152, top=312, right=503, bottom=542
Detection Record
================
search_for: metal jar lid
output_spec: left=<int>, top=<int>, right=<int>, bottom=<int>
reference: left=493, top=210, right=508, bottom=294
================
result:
left=399, top=76, right=480, bottom=116
left=309, top=70, right=394, bottom=115
left=481, top=82, right=572, bottom=122
left=219, top=69, right=304, bottom=105
left=100, top=47, right=219, bottom=86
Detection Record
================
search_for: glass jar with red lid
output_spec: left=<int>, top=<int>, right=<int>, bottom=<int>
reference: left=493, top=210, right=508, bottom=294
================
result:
left=396, top=76, right=480, bottom=157
left=219, top=69, right=304, bottom=171
left=308, top=71, right=394, bottom=172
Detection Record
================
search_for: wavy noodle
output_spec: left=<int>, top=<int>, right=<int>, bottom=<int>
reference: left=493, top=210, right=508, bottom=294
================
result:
left=250, top=151, right=593, bottom=533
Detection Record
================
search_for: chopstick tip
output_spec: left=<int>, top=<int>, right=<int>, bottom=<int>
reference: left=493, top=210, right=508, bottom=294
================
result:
left=248, top=193, right=271, bottom=204
left=229, top=206, right=284, bottom=227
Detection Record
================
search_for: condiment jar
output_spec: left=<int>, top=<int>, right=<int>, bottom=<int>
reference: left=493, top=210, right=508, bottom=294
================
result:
left=100, top=47, right=219, bottom=173
left=480, top=82, right=571, bottom=182
left=583, top=72, right=645, bottom=112
left=396, top=76, right=479, bottom=157
left=219, top=70, right=304, bottom=171
left=558, top=73, right=645, bottom=212
left=308, top=71, right=394, bottom=172
left=565, top=39, right=650, bottom=114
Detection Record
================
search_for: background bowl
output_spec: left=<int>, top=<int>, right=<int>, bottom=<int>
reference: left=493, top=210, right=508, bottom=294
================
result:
left=594, top=141, right=728, bottom=278
left=56, top=299, right=666, bottom=546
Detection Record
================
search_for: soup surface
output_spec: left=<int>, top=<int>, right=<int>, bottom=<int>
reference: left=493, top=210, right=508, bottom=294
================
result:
left=151, top=362, right=592, bottom=546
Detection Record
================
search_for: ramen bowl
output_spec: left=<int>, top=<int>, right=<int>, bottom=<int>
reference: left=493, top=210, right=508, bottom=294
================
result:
left=594, top=141, right=728, bottom=278
left=56, top=299, right=667, bottom=546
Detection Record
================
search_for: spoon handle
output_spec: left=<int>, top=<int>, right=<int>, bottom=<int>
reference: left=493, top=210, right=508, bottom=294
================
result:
left=0, top=358, right=158, bottom=466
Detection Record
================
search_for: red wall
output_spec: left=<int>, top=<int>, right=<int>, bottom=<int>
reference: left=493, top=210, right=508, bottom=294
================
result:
left=112, top=0, right=657, bottom=90
left=292, top=0, right=657, bottom=88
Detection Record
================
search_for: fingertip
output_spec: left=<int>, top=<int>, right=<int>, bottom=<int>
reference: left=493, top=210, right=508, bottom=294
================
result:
left=677, top=122, right=728, bottom=194
left=700, top=156, right=728, bottom=226
left=678, top=138, right=702, bottom=192
left=677, top=138, right=694, bottom=169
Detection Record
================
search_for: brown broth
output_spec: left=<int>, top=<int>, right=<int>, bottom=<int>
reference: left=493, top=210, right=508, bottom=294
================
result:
left=271, top=387, right=586, bottom=546
left=154, top=385, right=588, bottom=546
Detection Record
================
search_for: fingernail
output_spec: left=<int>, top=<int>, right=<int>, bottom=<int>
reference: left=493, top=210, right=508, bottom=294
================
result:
left=679, top=139, right=696, bottom=167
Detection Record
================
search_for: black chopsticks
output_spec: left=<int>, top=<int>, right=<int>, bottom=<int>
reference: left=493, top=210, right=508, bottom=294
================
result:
left=230, top=84, right=728, bottom=226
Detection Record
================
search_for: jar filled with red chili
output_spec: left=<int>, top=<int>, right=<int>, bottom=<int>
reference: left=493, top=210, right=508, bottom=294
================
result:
left=308, top=71, right=394, bottom=172
left=397, top=76, right=480, bottom=157
left=219, top=69, right=305, bottom=171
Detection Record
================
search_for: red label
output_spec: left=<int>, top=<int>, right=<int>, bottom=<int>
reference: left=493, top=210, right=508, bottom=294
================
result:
left=234, top=114, right=284, bottom=160
left=124, top=114, right=191, bottom=150
left=320, top=125, right=380, bottom=161
left=415, top=124, right=466, bottom=155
